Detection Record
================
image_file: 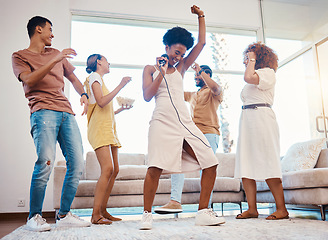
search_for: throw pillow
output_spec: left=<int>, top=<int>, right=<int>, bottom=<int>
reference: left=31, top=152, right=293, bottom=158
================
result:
left=281, top=138, right=327, bottom=173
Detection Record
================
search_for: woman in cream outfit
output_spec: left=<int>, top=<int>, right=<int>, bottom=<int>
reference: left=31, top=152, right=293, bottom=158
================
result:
left=84, top=54, right=131, bottom=224
left=140, top=5, right=225, bottom=230
left=235, top=42, right=289, bottom=220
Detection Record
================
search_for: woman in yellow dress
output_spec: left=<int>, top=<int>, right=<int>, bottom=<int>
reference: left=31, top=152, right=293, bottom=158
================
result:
left=84, top=54, right=132, bottom=224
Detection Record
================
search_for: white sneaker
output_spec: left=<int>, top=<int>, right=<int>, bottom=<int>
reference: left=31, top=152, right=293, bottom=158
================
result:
left=56, top=212, right=91, bottom=228
left=195, top=208, right=226, bottom=226
left=26, top=214, right=51, bottom=232
left=139, top=211, right=153, bottom=230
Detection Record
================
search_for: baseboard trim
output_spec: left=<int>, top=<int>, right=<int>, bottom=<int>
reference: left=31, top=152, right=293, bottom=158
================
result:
left=0, top=211, right=56, bottom=221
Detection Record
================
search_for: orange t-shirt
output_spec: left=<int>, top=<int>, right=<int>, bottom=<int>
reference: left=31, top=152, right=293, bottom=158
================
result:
left=184, top=86, right=222, bottom=135
left=12, top=48, right=75, bottom=115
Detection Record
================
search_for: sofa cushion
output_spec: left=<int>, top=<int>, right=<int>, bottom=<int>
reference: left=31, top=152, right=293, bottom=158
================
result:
left=116, top=165, right=171, bottom=180
left=75, top=179, right=147, bottom=197
left=85, top=152, right=100, bottom=180
left=256, top=168, right=328, bottom=191
left=315, top=148, right=328, bottom=168
left=85, top=152, right=146, bottom=180
left=214, top=177, right=241, bottom=192
left=183, top=177, right=241, bottom=192
left=119, top=153, right=146, bottom=165
left=75, top=176, right=242, bottom=197
left=216, top=153, right=235, bottom=177
left=281, top=138, right=326, bottom=173
left=116, top=165, right=147, bottom=180
left=184, top=171, right=200, bottom=178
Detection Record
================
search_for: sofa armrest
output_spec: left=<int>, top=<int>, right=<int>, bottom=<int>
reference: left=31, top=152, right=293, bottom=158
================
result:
left=315, top=148, right=328, bottom=168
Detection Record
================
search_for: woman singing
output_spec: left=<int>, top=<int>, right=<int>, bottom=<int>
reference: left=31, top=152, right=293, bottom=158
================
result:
left=140, top=5, right=225, bottom=230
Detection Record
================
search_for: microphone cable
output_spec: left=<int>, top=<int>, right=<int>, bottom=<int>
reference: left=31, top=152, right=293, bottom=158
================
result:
left=158, top=66, right=211, bottom=148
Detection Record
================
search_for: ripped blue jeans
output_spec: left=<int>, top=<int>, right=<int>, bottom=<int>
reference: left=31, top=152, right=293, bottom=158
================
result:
left=29, top=109, right=83, bottom=218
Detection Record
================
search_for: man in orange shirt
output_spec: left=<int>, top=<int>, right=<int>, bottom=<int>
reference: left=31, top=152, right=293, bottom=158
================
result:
left=155, top=63, right=223, bottom=214
left=12, top=16, right=91, bottom=231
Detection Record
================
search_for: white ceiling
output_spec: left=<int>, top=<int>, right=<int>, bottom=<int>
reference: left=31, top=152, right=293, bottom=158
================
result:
left=262, top=0, right=328, bottom=40
left=265, top=0, right=326, bottom=5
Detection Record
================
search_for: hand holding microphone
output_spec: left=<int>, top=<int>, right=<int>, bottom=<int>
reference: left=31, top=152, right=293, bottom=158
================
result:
left=157, top=54, right=169, bottom=79
left=158, top=54, right=169, bottom=67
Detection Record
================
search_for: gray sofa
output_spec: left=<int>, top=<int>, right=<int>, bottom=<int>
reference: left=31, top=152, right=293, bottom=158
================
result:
left=53, top=152, right=243, bottom=211
left=256, top=148, right=328, bottom=220
left=53, top=149, right=328, bottom=220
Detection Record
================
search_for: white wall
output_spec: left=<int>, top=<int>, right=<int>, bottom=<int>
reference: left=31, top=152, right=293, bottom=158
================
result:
left=0, top=0, right=261, bottom=213
left=0, top=0, right=72, bottom=213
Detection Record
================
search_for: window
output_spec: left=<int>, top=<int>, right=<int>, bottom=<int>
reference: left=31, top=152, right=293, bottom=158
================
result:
left=266, top=38, right=304, bottom=62
left=69, top=17, right=257, bottom=155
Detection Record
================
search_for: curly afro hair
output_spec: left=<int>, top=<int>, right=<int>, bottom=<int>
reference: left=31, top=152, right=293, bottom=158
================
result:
left=163, top=27, right=194, bottom=50
left=243, top=42, right=278, bottom=71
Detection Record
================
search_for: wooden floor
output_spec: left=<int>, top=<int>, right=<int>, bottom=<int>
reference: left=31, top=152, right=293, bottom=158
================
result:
left=0, top=212, right=55, bottom=238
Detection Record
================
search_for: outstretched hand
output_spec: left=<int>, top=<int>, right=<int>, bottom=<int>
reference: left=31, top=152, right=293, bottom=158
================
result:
left=121, top=104, right=133, bottom=111
left=120, top=76, right=132, bottom=88
left=191, top=5, right=204, bottom=16
left=115, top=104, right=133, bottom=115
left=54, top=48, right=77, bottom=63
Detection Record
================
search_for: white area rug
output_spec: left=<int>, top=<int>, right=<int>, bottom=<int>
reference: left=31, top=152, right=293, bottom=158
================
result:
left=2, top=215, right=328, bottom=240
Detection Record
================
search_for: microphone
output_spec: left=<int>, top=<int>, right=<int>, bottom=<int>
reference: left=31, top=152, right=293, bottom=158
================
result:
left=159, top=54, right=169, bottom=66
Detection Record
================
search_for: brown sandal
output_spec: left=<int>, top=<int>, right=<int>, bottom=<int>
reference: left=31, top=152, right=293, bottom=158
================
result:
left=91, top=216, right=112, bottom=225
left=266, top=213, right=289, bottom=220
left=236, top=211, right=259, bottom=219
left=103, top=213, right=122, bottom=221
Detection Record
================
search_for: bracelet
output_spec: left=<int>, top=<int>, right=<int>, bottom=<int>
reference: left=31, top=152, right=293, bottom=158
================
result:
left=198, top=69, right=204, bottom=75
left=81, top=93, right=89, bottom=99
left=249, top=59, right=256, bottom=62
left=198, top=15, right=205, bottom=19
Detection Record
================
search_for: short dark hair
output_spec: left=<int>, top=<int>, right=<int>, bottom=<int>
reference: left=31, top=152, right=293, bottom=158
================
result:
left=200, top=65, right=212, bottom=77
left=163, top=27, right=194, bottom=50
left=27, top=16, right=52, bottom=39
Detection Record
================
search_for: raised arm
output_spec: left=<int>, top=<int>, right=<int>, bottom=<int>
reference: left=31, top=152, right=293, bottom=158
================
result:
left=19, top=48, right=77, bottom=87
left=244, top=52, right=259, bottom=85
left=192, top=63, right=223, bottom=100
left=180, top=5, right=206, bottom=74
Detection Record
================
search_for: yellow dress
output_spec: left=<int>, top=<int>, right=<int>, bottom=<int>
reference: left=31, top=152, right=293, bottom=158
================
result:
left=84, top=74, right=121, bottom=150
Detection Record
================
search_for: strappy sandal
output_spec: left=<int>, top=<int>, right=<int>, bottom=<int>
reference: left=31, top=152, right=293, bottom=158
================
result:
left=104, top=213, right=122, bottom=221
left=266, top=213, right=289, bottom=220
left=236, top=211, right=259, bottom=219
left=91, top=216, right=112, bottom=225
